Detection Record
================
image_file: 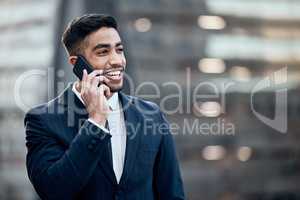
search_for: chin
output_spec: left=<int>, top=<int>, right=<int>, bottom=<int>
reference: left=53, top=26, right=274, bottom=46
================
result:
left=109, top=84, right=123, bottom=93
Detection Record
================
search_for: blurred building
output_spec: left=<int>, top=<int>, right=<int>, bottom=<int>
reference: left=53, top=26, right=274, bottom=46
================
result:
left=1, top=0, right=300, bottom=200
left=111, top=1, right=300, bottom=199
left=0, top=0, right=58, bottom=199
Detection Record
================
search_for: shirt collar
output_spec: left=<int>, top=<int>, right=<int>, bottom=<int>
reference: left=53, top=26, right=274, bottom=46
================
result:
left=72, top=82, right=119, bottom=110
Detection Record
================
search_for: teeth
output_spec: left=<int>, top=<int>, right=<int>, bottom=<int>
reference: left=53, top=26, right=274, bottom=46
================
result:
left=107, top=71, right=121, bottom=76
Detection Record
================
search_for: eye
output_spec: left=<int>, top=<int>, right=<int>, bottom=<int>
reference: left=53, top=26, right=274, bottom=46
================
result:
left=96, top=49, right=109, bottom=55
left=117, top=48, right=124, bottom=53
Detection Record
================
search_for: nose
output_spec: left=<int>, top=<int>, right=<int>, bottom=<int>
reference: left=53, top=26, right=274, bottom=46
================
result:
left=108, top=50, right=123, bottom=67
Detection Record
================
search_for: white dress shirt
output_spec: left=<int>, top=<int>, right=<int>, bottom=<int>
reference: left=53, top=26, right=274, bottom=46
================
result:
left=72, top=82, right=127, bottom=183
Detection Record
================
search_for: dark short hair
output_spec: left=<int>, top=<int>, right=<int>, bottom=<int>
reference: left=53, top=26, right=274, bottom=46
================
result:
left=62, top=14, right=118, bottom=55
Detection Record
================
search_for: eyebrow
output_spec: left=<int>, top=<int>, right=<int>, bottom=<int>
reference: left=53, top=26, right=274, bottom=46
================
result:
left=92, top=42, right=123, bottom=51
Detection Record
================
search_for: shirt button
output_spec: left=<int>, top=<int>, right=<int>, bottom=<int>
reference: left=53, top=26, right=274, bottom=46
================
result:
left=91, top=139, right=97, bottom=144
left=88, top=144, right=93, bottom=150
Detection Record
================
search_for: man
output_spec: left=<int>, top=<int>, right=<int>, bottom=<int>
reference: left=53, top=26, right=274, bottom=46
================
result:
left=24, top=14, right=185, bottom=200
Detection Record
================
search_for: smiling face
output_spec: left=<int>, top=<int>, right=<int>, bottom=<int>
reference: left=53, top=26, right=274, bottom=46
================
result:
left=70, top=27, right=126, bottom=92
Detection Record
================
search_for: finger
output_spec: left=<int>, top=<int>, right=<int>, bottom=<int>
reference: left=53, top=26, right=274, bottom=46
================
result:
left=100, top=75, right=111, bottom=84
left=91, top=76, right=100, bottom=90
left=90, top=75, right=107, bottom=88
left=88, top=69, right=104, bottom=78
left=81, top=70, right=88, bottom=94
left=89, top=84, right=99, bottom=105
left=82, top=69, right=88, bottom=81
left=86, top=70, right=103, bottom=88
left=86, top=70, right=92, bottom=86
left=99, top=84, right=111, bottom=98
left=95, top=75, right=109, bottom=85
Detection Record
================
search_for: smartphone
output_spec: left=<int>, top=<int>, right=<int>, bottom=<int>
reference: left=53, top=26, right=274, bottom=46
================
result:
left=73, top=55, right=94, bottom=80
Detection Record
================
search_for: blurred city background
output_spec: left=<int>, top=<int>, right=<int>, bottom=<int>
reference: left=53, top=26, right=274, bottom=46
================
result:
left=1, top=0, right=300, bottom=199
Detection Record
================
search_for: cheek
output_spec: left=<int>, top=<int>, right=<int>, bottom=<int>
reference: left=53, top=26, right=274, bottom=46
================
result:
left=84, top=53, right=107, bottom=69
left=92, top=58, right=108, bottom=68
left=122, top=56, right=126, bottom=66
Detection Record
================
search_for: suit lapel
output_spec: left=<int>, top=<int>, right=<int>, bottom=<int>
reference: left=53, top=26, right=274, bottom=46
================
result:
left=118, top=92, right=143, bottom=185
left=99, top=143, right=118, bottom=185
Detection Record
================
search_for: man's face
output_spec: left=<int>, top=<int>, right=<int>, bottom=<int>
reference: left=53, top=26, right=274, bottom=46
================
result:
left=81, top=27, right=126, bottom=92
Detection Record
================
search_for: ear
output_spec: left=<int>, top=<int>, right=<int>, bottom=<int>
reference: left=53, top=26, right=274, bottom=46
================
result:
left=68, top=56, right=78, bottom=66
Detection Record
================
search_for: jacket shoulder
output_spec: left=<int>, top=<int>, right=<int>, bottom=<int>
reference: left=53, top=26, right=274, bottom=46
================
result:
left=24, top=96, right=62, bottom=126
left=127, top=95, right=161, bottom=113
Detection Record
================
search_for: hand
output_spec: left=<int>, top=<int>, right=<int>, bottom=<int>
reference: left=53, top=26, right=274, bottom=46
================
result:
left=80, top=69, right=111, bottom=126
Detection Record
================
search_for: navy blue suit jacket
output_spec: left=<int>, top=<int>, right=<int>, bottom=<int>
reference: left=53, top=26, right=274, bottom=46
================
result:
left=24, top=84, right=185, bottom=200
